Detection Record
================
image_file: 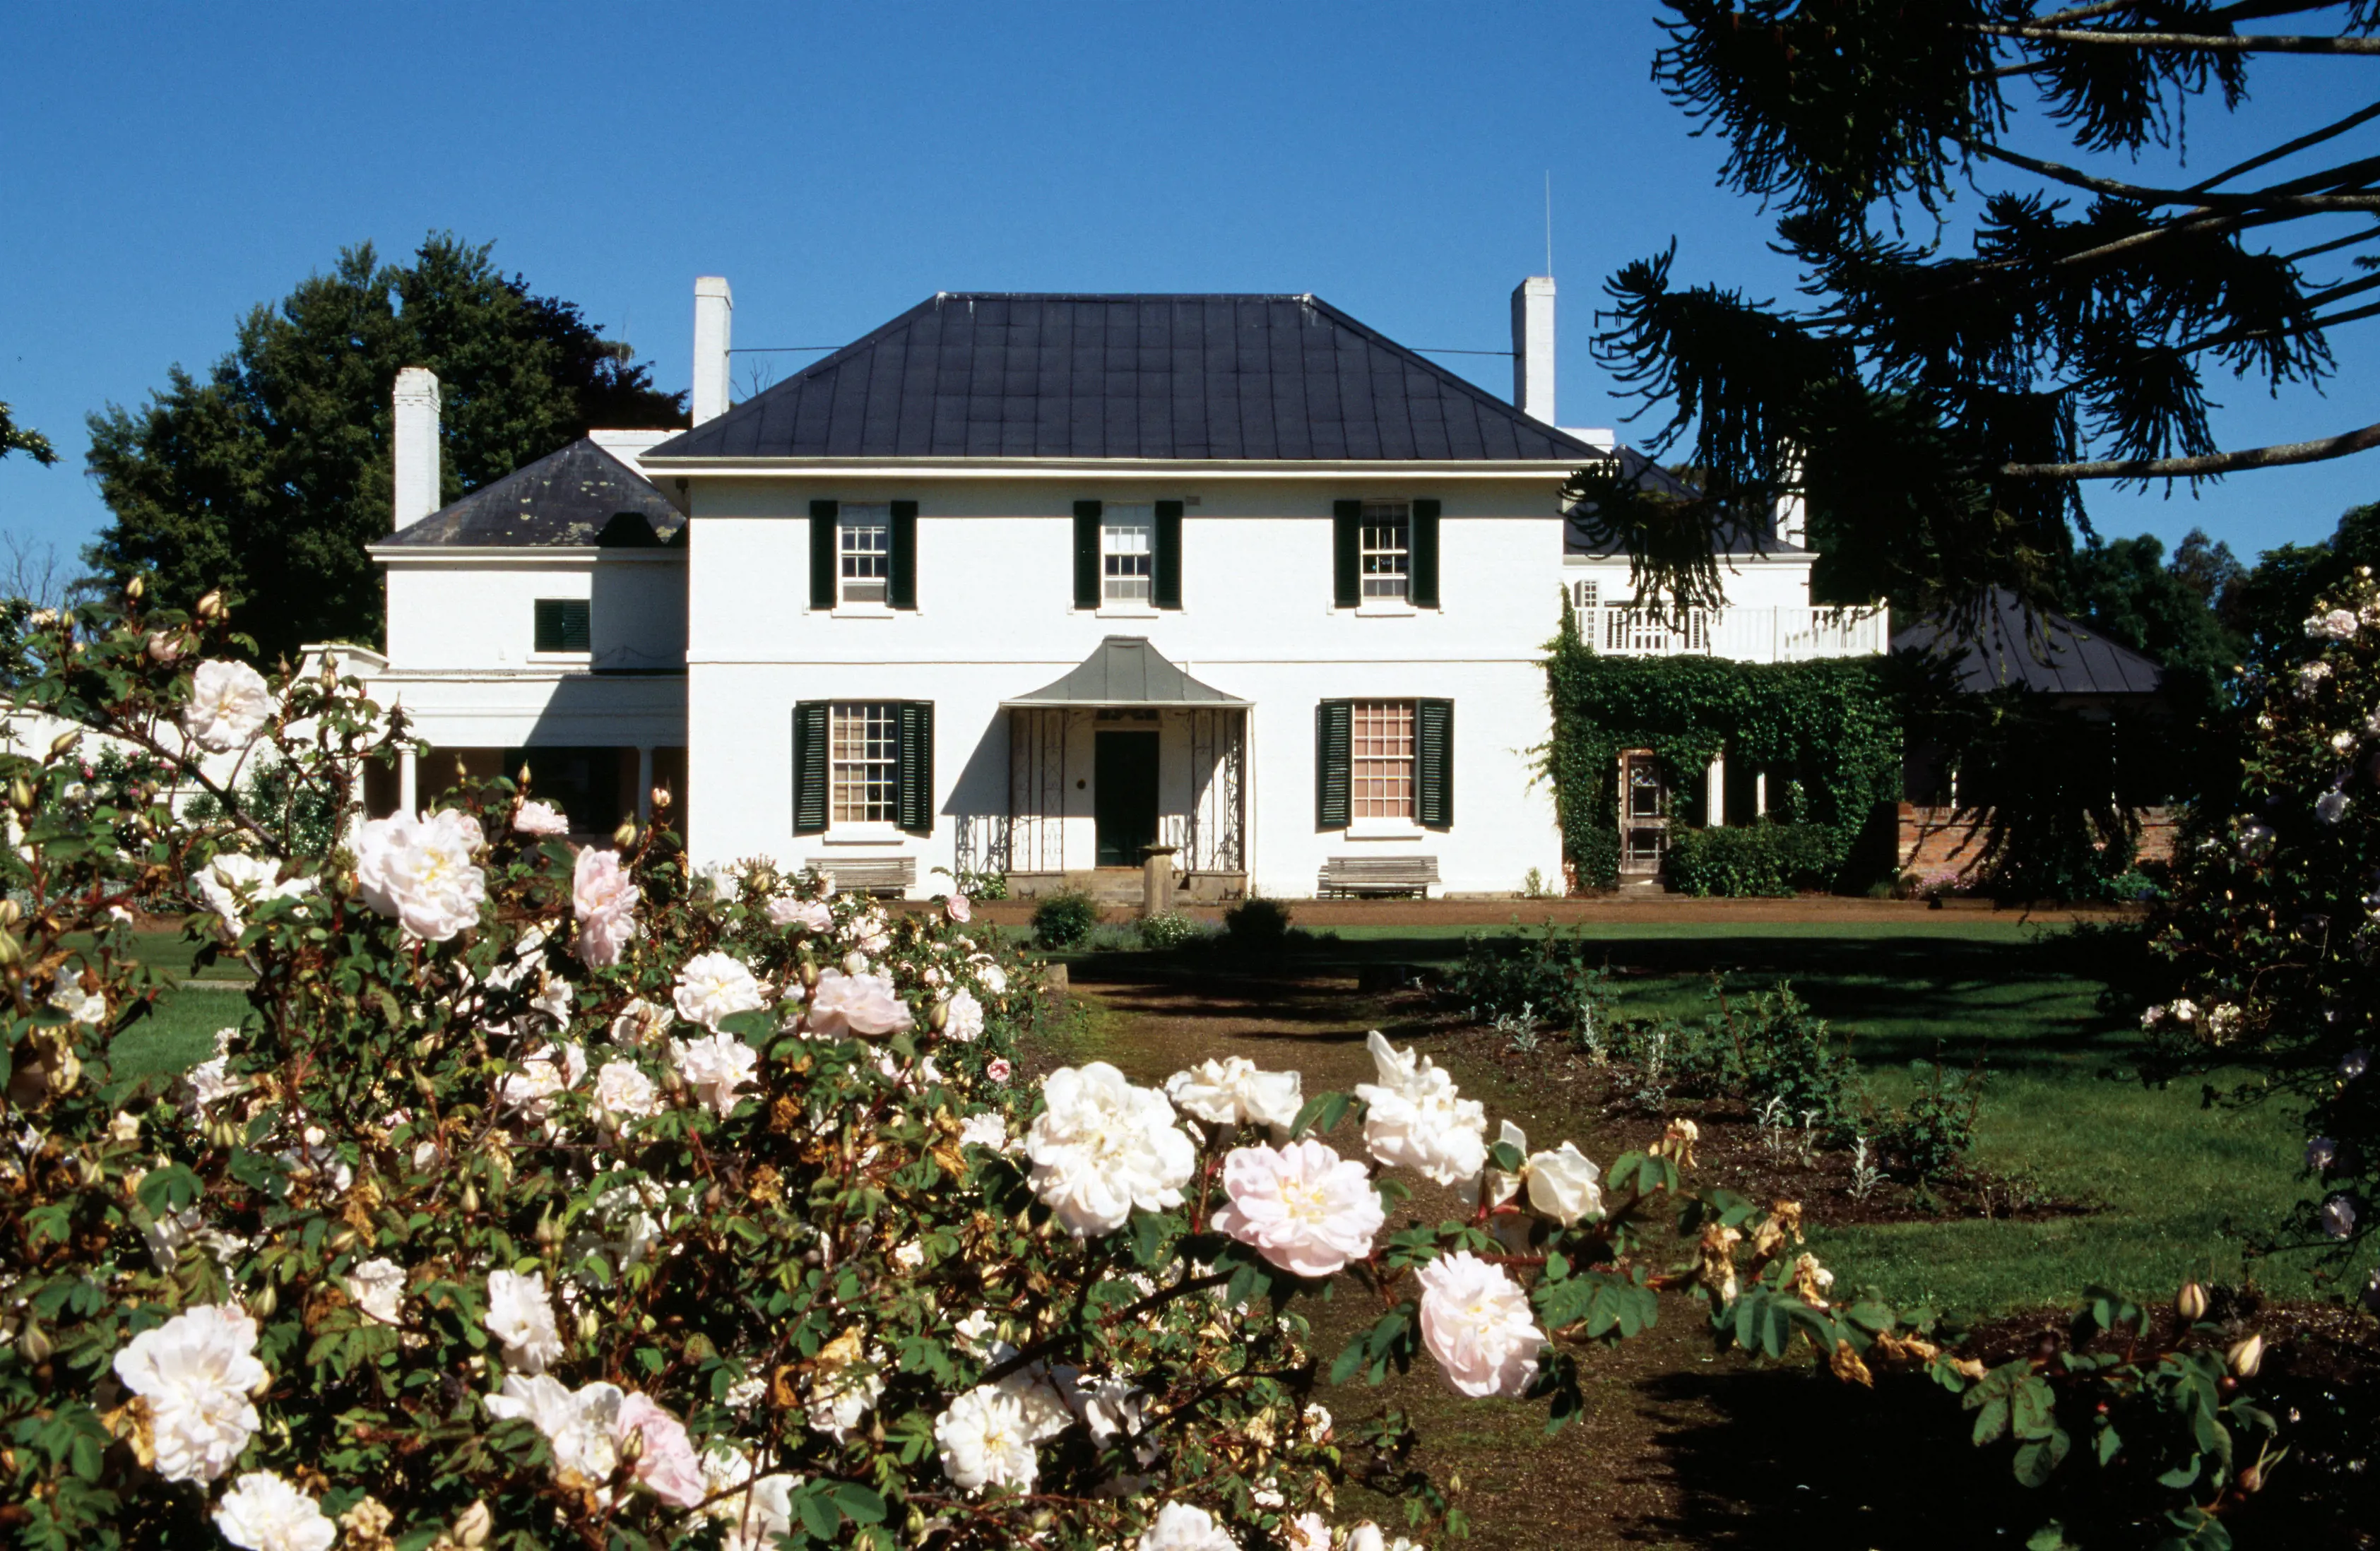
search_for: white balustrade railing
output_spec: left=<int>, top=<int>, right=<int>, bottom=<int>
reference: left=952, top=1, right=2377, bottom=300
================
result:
left=1585, top=605, right=1890, bottom=662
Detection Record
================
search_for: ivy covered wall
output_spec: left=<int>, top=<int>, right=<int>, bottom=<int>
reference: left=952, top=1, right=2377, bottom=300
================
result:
left=1543, top=600, right=1905, bottom=891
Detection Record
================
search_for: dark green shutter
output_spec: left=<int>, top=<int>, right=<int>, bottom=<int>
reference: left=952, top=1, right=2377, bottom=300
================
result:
left=792, top=701, right=829, bottom=834
left=533, top=598, right=591, bottom=653
left=1153, top=500, right=1183, bottom=609
left=896, top=701, right=935, bottom=835
left=1332, top=500, right=1361, bottom=608
left=1417, top=699, right=1454, bottom=831
left=808, top=500, right=838, bottom=610
left=1315, top=699, right=1352, bottom=830
left=1411, top=499, right=1441, bottom=608
left=889, top=500, right=918, bottom=609
left=1073, top=500, right=1101, bottom=608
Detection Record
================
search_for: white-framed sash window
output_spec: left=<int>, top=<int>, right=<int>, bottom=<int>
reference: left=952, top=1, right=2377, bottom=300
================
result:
left=1102, top=504, right=1154, bottom=603
left=831, top=703, right=899, bottom=823
left=1360, top=501, right=1409, bottom=600
left=1351, top=699, right=1415, bottom=819
left=839, top=504, right=891, bottom=605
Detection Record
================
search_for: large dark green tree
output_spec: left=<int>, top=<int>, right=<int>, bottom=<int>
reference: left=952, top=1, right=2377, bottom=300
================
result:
left=1585, top=1, right=2380, bottom=615
left=0, top=403, right=57, bottom=467
left=85, top=235, right=685, bottom=662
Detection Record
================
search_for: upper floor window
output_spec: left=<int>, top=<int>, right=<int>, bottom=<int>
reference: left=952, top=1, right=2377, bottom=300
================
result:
left=831, top=702, right=899, bottom=822
left=1360, top=502, right=1409, bottom=601
left=1572, top=578, right=1600, bottom=610
left=839, top=504, right=892, bottom=605
left=807, top=500, right=917, bottom=610
left=1351, top=700, right=1415, bottom=818
left=533, top=598, right=591, bottom=653
left=1332, top=499, right=1440, bottom=610
left=1103, top=504, right=1154, bottom=604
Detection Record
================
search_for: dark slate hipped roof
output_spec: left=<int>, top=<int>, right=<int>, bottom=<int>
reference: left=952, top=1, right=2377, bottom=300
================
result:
left=644, top=294, right=1606, bottom=463
left=384, top=439, right=685, bottom=547
left=1002, top=637, right=1250, bottom=707
left=1893, top=588, right=2166, bottom=696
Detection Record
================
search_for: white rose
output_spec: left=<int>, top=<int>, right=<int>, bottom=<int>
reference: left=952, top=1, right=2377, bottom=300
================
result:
left=1137, top=1502, right=1238, bottom=1551
left=942, top=986, right=986, bottom=1042
left=1354, top=1032, right=1487, bottom=1186
left=512, top=800, right=572, bottom=836
left=592, top=1061, right=662, bottom=1130
left=1523, top=1141, right=1604, bottom=1226
left=1024, top=1063, right=1197, bottom=1237
left=182, top=658, right=275, bottom=752
left=609, top=997, right=670, bottom=1047
left=933, top=1384, right=1038, bottom=1494
left=483, top=1268, right=565, bottom=1374
left=192, top=852, right=314, bottom=935
left=354, top=809, right=486, bottom=941
left=673, top=951, right=766, bottom=1030
left=212, top=1470, right=336, bottom=1551
left=483, top=1373, right=624, bottom=1486
left=1165, top=1054, right=1303, bottom=1136
left=109, top=1304, right=266, bottom=1483
left=342, top=1256, right=406, bottom=1325
left=669, top=1031, right=760, bottom=1119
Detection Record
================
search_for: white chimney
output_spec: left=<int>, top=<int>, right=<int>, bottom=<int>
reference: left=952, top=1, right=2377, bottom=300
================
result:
left=1510, top=275, right=1556, bottom=425
left=692, top=275, right=733, bottom=426
left=391, top=367, right=441, bottom=530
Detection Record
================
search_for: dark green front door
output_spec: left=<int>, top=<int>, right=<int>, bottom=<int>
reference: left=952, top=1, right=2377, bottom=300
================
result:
left=1095, top=732, right=1159, bottom=867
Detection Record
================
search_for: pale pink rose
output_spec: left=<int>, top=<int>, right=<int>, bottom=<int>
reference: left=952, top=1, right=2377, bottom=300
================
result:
left=806, top=970, right=915, bottom=1039
left=513, top=800, right=571, bottom=837
left=1416, top=1250, right=1545, bottom=1398
left=572, top=847, right=640, bottom=968
left=986, top=1057, right=1012, bottom=1083
left=945, top=894, right=972, bottom=924
left=1211, top=1140, right=1384, bottom=1278
left=766, top=896, right=834, bottom=933
left=616, top=1393, right=706, bottom=1508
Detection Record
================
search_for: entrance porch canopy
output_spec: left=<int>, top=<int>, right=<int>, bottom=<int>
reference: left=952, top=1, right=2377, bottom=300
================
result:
left=1000, top=636, right=1250, bottom=709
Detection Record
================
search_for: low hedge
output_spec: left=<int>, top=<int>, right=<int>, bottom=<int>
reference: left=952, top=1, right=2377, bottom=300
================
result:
left=1664, top=821, right=1843, bottom=896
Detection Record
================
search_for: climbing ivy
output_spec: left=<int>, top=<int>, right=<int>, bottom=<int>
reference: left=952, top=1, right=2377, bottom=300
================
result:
left=1543, top=596, right=1905, bottom=891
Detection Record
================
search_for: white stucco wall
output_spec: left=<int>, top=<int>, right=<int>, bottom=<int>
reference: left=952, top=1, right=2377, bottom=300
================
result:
left=379, top=552, right=685, bottom=673
left=680, top=473, right=1573, bottom=896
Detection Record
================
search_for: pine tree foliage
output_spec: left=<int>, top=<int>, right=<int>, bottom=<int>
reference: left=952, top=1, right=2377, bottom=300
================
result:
left=1595, top=1, right=2380, bottom=615
left=83, top=234, right=685, bottom=664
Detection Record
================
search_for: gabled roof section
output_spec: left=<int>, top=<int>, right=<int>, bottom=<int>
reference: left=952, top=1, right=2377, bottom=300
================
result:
left=1893, top=588, right=2166, bottom=696
left=644, top=294, right=1606, bottom=463
left=383, top=439, right=685, bottom=548
left=1002, top=637, right=1250, bottom=708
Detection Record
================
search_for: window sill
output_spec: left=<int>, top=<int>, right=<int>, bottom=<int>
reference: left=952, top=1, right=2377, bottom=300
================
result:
left=829, top=604, right=899, bottom=619
left=1345, top=823, right=1426, bottom=841
left=820, top=828, right=912, bottom=845
left=1094, top=605, right=1165, bottom=620
left=1353, top=602, right=1418, bottom=617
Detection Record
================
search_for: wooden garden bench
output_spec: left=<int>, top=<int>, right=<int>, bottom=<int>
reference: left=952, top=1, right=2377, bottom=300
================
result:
left=807, top=856, right=916, bottom=898
left=1316, top=856, right=1439, bottom=898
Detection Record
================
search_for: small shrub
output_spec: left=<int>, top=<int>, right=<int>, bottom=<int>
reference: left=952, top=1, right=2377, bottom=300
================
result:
left=1137, top=910, right=1203, bottom=949
left=1876, top=1058, right=1987, bottom=1182
left=1445, top=925, right=1616, bottom=1033
left=1224, top=893, right=1293, bottom=945
left=1031, top=886, right=1101, bottom=947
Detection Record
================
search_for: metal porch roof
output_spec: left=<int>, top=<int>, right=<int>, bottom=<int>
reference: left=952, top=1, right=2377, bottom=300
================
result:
left=1002, top=637, right=1250, bottom=708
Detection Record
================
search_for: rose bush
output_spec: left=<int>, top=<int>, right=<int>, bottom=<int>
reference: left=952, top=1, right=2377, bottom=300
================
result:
left=0, top=588, right=1982, bottom=1550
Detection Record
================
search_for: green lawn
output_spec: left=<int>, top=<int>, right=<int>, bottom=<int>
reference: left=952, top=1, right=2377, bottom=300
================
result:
left=1059, top=914, right=2319, bottom=1318
left=109, top=987, right=247, bottom=1088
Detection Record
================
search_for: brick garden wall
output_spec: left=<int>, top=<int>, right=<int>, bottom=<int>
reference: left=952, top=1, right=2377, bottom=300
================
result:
left=1897, top=803, right=2177, bottom=881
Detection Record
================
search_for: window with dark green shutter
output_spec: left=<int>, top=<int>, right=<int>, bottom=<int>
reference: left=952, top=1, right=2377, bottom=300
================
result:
left=533, top=598, right=591, bottom=653
left=1332, top=501, right=1361, bottom=608
left=1315, top=699, right=1352, bottom=829
left=1154, top=500, right=1183, bottom=609
left=1410, top=499, right=1441, bottom=608
left=791, top=701, right=829, bottom=834
left=1073, top=501, right=1101, bottom=609
left=808, top=501, right=838, bottom=610
left=896, top=701, right=935, bottom=835
left=1416, top=698, right=1454, bottom=830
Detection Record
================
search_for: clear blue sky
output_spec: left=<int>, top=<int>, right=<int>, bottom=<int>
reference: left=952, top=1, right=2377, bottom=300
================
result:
left=4, top=1, right=2374, bottom=573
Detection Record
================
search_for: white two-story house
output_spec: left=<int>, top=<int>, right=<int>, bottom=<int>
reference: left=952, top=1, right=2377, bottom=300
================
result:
left=354, top=275, right=1882, bottom=899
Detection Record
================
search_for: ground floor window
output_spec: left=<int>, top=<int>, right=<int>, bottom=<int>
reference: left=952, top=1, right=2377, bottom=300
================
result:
left=831, top=703, right=899, bottom=822
left=1351, top=700, right=1414, bottom=819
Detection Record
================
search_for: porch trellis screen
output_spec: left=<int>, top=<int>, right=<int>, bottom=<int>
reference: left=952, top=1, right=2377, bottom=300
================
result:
left=1005, top=708, right=1243, bottom=873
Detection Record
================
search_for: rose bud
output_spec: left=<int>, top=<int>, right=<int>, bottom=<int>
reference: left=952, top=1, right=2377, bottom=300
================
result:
left=613, top=819, right=638, bottom=848
left=2176, top=1281, right=2209, bottom=1322
left=2227, top=1333, right=2265, bottom=1379
left=125, top=576, right=144, bottom=602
